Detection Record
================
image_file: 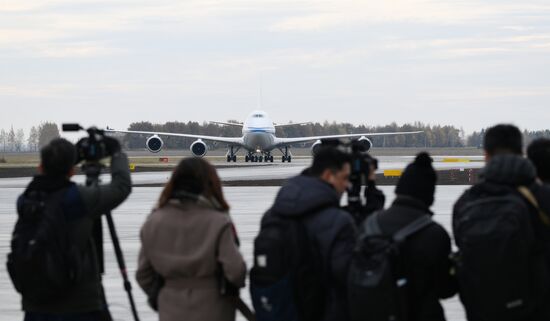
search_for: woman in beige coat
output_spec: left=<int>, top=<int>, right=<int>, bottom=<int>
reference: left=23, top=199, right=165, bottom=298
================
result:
left=136, top=158, right=247, bottom=321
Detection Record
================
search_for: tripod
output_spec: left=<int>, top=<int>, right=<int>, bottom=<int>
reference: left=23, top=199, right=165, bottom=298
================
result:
left=83, top=162, right=141, bottom=321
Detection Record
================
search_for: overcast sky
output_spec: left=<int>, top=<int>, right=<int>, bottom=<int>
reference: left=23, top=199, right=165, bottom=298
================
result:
left=1, top=0, right=549, bottom=136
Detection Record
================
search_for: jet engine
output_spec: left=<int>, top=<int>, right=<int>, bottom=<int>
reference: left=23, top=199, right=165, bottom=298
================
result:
left=190, top=139, right=208, bottom=157
left=356, top=136, right=372, bottom=152
left=311, top=140, right=323, bottom=155
left=146, top=135, right=163, bottom=153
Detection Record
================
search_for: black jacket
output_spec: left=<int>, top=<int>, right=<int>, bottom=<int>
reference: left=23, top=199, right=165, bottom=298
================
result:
left=375, top=196, right=457, bottom=321
left=263, top=174, right=356, bottom=321
left=453, top=154, right=550, bottom=321
left=17, top=153, right=131, bottom=314
left=453, top=154, right=538, bottom=230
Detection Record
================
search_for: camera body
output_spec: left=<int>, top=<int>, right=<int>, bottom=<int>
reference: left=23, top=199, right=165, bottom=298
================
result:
left=319, top=139, right=381, bottom=224
left=62, top=124, right=110, bottom=163
left=319, top=138, right=378, bottom=187
left=76, top=130, right=109, bottom=163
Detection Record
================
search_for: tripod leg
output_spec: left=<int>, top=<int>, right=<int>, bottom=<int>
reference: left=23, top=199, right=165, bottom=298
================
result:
left=105, top=212, right=141, bottom=321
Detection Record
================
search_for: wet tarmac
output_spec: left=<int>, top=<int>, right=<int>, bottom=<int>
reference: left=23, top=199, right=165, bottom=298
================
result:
left=0, top=183, right=468, bottom=321
left=0, top=156, right=484, bottom=188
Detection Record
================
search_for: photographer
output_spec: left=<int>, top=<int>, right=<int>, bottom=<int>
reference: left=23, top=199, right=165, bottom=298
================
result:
left=8, top=137, right=131, bottom=321
left=250, top=146, right=356, bottom=321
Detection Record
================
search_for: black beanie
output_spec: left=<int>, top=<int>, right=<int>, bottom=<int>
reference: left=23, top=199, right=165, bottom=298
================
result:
left=395, top=152, right=437, bottom=207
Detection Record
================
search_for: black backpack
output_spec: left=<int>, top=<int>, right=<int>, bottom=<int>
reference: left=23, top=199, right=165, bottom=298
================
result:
left=249, top=209, right=326, bottom=321
left=7, top=187, right=83, bottom=304
left=453, top=186, right=546, bottom=321
left=348, top=213, right=433, bottom=321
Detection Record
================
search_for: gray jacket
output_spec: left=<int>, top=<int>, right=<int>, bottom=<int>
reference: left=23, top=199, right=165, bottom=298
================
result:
left=22, top=152, right=132, bottom=314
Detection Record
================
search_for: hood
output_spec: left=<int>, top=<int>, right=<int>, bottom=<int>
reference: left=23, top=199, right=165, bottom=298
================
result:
left=270, top=175, right=340, bottom=217
left=25, top=175, right=73, bottom=195
left=483, top=154, right=536, bottom=186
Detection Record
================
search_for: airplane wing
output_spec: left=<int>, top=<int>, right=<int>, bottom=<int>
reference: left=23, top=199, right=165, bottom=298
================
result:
left=209, top=121, right=243, bottom=127
left=274, top=131, right=423, bottom=145
left=274, top=122, right=312, bottom=128
left=105, top=129, right=244, bottom=145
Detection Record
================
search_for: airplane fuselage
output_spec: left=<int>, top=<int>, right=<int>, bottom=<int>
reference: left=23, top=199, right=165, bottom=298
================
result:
left=241, top=111, right=277, bottom=152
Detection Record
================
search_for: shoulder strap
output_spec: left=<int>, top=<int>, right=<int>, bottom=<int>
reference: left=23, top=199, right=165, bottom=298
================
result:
left=356, top=211, right=383, bottom=245
left=517, top=186, right=550, bottom=227
left=365, top=212, right=383, bottom=236
left=393, top=215, right=433, bottom=243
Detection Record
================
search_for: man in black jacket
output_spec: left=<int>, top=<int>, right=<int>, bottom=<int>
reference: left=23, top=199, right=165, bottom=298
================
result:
left=11, top=138, right=131, bottom=321
left=374, top=152, right=457, bottom=321
left=262, top=146, right=356, bottom=321
left=453, top=124, right=550, bottom=321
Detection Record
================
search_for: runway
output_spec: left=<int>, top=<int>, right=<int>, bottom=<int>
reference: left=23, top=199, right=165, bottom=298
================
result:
left=0, top=156, right=484, bottom=188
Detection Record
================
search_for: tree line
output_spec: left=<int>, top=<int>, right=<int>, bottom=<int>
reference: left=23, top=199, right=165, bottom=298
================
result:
left=0, top=123, right=59, bottom=153
left=122, top=121, right=550, bottom=149
left=3, top=121, right=549, bottom=152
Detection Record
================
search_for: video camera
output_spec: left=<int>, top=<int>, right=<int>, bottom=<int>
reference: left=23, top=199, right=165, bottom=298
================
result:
left=62, top=124, right=112, bottom=163
left=319, top=139, right=382, bottom=224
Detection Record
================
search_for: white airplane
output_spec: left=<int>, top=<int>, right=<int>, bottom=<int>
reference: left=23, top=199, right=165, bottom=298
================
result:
left=106, top=110, right=422, bottom=163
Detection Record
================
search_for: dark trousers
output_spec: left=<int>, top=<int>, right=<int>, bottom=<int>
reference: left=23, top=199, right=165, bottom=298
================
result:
left=24, top=310, right=111, bottom=321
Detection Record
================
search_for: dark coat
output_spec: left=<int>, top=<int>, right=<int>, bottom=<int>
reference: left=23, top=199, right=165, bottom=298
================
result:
left=18, top=152, right=131, bottom=315
left=453, top=154, right=538, bottom=231
left=453, top=154, right=550, bottom=321
left=263, top=174, right=357, bottom=321
left=375, top=196, right=457, bottom=321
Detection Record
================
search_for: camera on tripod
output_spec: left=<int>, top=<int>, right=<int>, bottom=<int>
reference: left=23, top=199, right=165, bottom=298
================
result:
left=319, top=139, right=381, bottom=224
left=62, top=124, right=110, bottom=163
left=61, top=123, right=140, bottom=321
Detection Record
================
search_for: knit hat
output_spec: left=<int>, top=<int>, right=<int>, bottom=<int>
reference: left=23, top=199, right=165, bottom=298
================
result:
left=395, top=152, right=437, bottom=207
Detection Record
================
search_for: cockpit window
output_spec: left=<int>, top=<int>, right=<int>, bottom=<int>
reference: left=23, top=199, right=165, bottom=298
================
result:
left=254, top=114, right=264, bottom=118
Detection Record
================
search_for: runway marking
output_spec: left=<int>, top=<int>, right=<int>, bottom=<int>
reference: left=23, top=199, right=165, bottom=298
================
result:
left=442, top=158, right=471, bottom=163
left=384, top=169, right=403, bottom=177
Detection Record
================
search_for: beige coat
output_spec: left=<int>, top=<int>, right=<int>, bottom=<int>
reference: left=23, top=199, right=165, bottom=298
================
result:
left=136, top=198, right=247, bottom=321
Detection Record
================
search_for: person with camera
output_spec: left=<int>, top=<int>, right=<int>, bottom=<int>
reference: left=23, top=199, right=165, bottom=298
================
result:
left=136, top=157, right=247, bottom=321
left=250, top=146, right=356, bottom=321
left=7, top=136, right=131, bottom=321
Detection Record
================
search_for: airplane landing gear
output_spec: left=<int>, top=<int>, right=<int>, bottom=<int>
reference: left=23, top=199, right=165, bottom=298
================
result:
left=280, top=146, right=292, bottom=163
left=226, top=146, right=239, bottom=162
left=245, top=152, right=274, bottom=163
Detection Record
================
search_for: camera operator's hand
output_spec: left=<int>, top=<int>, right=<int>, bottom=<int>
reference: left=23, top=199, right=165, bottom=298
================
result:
left=103, top=136, right=121, bottom=156
left=368, top=163, right=377, bottom=181
left=75, top=138, right=88, bottom=164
